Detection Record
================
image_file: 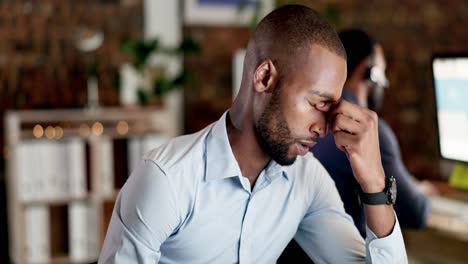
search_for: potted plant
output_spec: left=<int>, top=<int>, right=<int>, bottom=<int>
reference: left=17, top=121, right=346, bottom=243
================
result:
left=119, top=37, right=200, bottom=106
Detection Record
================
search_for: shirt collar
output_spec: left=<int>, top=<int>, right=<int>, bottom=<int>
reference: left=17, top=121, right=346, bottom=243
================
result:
left=205, top=111, right=289, bottom=182
left=264, top=159, right=289, bottom=181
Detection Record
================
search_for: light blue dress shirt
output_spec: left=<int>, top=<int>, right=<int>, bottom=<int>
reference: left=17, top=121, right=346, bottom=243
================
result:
left=98, top=111, right=408, bottom=264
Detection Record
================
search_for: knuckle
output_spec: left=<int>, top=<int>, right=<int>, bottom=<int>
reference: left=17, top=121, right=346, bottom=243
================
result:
left=348, top=150, right=357, bottom=158
left=365, top=111, right=377, bottom=126
left=368, top=110, right=378, bottom=121
left=336, top=114, right=344, bottom=123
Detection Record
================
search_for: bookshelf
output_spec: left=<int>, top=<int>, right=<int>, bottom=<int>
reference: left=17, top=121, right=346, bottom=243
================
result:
left=5, top=106, right=179, bottom=264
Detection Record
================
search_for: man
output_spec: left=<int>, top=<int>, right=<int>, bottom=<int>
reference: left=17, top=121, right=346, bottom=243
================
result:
left=312, top=29, right=434, bottom=238
left=99, top=6, right=407, bottom=263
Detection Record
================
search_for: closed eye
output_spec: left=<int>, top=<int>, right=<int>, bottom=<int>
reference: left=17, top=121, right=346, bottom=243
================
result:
left=311, top=101, right=332, bottom=112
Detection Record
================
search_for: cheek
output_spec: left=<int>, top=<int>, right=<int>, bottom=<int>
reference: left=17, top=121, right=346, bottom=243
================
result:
left=284, top=106, right=326, bottom=136
left=281, top=94, right=309, bottom=118
left=282, top=98, right=313, bottom=127
left=253, top=94, right=272, bottom=123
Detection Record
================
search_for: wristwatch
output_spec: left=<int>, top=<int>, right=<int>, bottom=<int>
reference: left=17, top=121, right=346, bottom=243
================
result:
left=358, top=176, right=397, bottom=205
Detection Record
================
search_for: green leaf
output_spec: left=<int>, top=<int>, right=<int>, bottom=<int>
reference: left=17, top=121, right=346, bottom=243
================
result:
left=112, top=71, right=120, bottom=92
left=275, top=0, right=299, bottom=9
left=177, top=37, right=201, bottom=55
left=249, top=1, right=262, bottom=30
left=322, top=3, right=341, bottom=28
left=85, top=62, right=98, bottom=78
left=153, top=78, right=174, bottom=97
left=137, top=89, right=149, bottom=105
left=172, top=70, right=193, bottom=87
left=121, top=40, right=139, bottom=54
left=237, top=0, right=252, bottom=13
left=121, top=39, right=160, bottom=70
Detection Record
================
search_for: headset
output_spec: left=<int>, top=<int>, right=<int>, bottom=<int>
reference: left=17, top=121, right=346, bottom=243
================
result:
left=364, top=64, right=389, bottom=112
left=364, top=65, right=389, bottom=89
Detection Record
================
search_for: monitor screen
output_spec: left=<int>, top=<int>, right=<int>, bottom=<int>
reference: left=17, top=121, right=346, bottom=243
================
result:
left=433, top=56, right=468, bottom=162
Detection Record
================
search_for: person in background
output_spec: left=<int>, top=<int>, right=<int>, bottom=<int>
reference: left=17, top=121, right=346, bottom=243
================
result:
left=312, top=29, right=438, bottom=238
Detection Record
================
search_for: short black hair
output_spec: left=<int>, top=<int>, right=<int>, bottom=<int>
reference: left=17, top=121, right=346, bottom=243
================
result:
left=248, top=5, right=346, bottom=71
left=338, top=29, right=376, bottom=78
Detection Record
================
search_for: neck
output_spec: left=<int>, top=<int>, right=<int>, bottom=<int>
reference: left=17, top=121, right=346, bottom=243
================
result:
left=228, top=96, right=270, bottom=189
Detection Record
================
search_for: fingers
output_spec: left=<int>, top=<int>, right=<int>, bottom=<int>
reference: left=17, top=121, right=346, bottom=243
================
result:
left=329, top=100, right=378, bottom=134
left=330, top=99, right=375, bottom=124
left=330, top=113, right=362, bottom=135
left=329, top=99, right=379, bottom=158
left=333, top=130, right=359, bottom=154
left=328, top=100, right=384, bottom=191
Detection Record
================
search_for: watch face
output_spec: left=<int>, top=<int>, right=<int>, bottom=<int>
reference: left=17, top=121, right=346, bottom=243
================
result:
left=387, top=177, right=397, bottom=204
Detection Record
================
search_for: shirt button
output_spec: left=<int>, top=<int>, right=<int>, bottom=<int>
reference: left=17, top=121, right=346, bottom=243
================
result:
left=372, top=247, right=380, bottom=253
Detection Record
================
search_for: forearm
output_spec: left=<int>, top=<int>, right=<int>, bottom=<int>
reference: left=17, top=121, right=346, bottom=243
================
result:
left=329, top=101, right=397, bottom=239
left=364, top=204, right=395, bottom=238
left=361, top=175, right=396, bottom=238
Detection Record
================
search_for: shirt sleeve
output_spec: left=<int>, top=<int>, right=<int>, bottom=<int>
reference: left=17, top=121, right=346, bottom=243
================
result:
left=365, top=216, right=407, bottom=264
left=98, top=160, right=181, bottom=264
left=294, top=159, right=408, bottom=264
left=378, top=119, right=430, bottom=229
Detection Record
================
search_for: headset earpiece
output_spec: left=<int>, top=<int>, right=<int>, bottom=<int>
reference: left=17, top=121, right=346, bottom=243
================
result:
left=363, top=66, right=373, bottom=81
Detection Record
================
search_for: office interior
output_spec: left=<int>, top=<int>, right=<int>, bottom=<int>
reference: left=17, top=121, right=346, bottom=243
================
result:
left=0, top=0, right=467, bottom=263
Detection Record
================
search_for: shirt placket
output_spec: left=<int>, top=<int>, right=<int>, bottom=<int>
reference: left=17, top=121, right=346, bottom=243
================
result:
left=238, top=191, right=252, bottom=264
left=238, top=171, right=273, bottom=263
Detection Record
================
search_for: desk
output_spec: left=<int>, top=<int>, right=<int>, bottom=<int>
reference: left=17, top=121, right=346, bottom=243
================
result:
left=404, top=181, right=468, bottom=264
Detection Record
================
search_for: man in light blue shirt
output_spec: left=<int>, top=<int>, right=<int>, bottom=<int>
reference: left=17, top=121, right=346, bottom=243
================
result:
left=99, top=5, right=407, bottom=263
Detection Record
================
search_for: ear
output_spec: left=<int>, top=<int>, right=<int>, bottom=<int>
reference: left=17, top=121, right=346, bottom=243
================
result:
left=253, top=59, right=278, bottom=94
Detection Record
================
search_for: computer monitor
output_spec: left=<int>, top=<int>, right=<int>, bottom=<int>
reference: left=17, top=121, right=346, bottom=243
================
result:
left=432, top=55, right=468, bottom=163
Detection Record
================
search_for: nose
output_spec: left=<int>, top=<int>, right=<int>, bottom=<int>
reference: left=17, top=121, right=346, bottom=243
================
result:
left=310, top=114, right=327, bottom=138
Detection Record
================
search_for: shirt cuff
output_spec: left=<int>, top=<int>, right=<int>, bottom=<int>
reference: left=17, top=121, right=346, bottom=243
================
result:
left=365, top=212, right=408, bottom=264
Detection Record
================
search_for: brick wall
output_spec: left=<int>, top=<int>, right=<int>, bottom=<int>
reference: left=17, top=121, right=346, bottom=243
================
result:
left=0, top=0, right=142, bottom=110
left=184, top=26, right=251, bottom=133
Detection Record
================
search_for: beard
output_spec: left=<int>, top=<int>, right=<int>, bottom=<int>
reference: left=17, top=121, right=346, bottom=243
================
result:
left=254, top=87, right=297, bottom=166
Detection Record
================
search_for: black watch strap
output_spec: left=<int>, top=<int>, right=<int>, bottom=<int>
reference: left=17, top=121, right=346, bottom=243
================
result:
left=358, top=176, right=397, bottom=205
left=359, top=191, right=388, bottom=205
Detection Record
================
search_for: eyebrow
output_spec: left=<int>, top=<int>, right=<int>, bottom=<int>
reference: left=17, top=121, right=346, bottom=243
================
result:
left=307, top=90, right=337, bottom=102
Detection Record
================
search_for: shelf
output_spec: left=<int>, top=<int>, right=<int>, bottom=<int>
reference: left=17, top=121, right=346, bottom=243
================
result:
left=21, top=196, right=90, bottom=206
left=28, top=255, right=98, bottom=264
left=11, top=106, right=166, bottom=123
left=5, top=107, right=180, bottom=264
left=19, top=192, right=121, bottom=205
left=103, top=189, right=120, bottom=201
left=11, top=107, right=175, bottom=141
left=19, top=127, right=164, bottom=140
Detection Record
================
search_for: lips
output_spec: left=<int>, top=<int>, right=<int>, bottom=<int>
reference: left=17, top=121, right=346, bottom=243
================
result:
left=296, top=140, right=316, bottom=156
left=298, top=140, right=316, bottom=148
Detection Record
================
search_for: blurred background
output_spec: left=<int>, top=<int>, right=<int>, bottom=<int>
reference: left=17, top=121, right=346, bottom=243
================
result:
left=0, top=0, right=468, bottom=263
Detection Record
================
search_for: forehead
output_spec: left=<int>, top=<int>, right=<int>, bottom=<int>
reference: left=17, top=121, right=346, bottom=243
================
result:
left=286, top=44, right=346, bottom=101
